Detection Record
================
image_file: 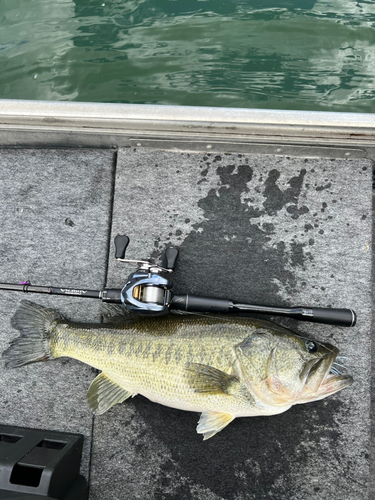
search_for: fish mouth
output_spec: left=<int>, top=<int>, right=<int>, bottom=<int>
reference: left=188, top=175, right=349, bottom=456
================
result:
left=302, top=351, right=353, bottom=402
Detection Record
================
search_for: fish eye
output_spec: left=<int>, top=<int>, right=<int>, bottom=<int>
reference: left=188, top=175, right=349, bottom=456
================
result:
left=305, top=340, right=318, bottom=353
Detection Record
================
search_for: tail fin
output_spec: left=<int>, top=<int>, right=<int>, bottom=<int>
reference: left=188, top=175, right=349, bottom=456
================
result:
left=3, top=301, right=63, bottom=368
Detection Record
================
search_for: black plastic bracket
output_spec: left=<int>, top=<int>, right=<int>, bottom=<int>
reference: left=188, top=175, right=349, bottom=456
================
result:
left=0, top=425, right=87, bottom=499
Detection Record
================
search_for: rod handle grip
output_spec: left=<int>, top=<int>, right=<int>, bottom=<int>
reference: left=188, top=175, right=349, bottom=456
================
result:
left=307, top=308, right=356, bottom=327
left=171, top=294, right=232, bottom=313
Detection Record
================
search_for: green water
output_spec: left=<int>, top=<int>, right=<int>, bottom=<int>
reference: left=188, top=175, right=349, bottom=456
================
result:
left=0, top=0, right=374, bottom=112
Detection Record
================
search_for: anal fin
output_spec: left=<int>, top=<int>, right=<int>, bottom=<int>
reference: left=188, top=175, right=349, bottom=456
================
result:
left=87, top=372, right=135, bottom=415
left=197, top=411, right=235, bottom=440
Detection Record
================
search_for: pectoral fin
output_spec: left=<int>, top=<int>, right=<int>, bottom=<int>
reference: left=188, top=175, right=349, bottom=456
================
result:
left=197, top=411, right=235, bottom=440
left=87, top=372, right=135, bottom=415
left=186, top=363, right=239, bottom=395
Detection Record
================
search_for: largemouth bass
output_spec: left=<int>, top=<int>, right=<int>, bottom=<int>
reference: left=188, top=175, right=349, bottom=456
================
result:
left=3, top=301, right=352, bottom=440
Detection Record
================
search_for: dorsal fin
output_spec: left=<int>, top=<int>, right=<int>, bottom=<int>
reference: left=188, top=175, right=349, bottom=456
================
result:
left=87, top=372, right=135, bottom=414
left=100, top=303, right=138, bottom=324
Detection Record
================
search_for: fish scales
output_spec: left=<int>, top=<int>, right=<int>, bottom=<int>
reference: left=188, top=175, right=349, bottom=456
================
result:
left=3, top=301, right=353, bottom=440
left=50, top=317, right=246, bottom=413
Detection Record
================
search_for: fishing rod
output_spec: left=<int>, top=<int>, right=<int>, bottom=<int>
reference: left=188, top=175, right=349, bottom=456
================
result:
left=0, top=235, right=356, bottom=327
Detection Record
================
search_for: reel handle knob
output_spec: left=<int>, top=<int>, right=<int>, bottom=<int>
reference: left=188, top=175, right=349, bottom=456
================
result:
left=165, top=247, right=179, bottom=270
left=114, top=235, right=130, bottom=260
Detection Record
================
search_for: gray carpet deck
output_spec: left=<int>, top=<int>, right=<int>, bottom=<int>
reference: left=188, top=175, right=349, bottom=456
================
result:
left=0, top=147, right=372, bottom=500
left=0, top=149, right=115, bottom=479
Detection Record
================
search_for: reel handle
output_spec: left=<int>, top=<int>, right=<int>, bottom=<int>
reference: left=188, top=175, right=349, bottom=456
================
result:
left=164, top=247, right=179, bottom=270
left=114, top=235, right=130, bottom=260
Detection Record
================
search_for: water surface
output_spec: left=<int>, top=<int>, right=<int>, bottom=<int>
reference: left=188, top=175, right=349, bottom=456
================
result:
left=0, top=0, right=374, bottom=111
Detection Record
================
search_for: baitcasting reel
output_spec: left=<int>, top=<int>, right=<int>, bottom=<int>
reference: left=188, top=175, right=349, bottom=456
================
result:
left=0, top=235, right=357, bottom=327
left=108, top=234, right=177, bottom=315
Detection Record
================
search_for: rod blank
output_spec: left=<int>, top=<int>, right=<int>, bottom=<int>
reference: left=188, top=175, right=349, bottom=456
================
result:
left=0, top=282, right=101, bottom=299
